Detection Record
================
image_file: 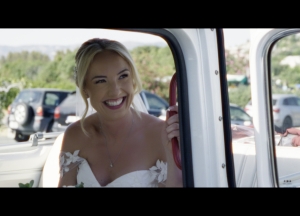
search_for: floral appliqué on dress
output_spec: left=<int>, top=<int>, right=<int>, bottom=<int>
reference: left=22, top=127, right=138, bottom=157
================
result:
left=149, top=160, right=167, bottom=184
left=59, top=150, right=84, bottom=178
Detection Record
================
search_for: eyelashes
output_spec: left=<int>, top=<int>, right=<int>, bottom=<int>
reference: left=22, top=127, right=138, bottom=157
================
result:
left=94, top=73, right=129, bottom=84
left=95, top=79, right=106, bottom=84
left=119, top=74, right=128, bottom=79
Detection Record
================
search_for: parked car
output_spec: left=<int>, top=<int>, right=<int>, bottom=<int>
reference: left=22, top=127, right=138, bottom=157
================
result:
left=7, top=88, right=72, bottom=141
left=273, top=94, right=300, bottom=133
left=139, top=90, right=169, bottom=119
left=52, top=90, right=169, bottom=132
left=52, top=91, right=78, bottom=132
left=230, top=103, right=253, bottom=127
left=245, top=94, right=300, bottom=133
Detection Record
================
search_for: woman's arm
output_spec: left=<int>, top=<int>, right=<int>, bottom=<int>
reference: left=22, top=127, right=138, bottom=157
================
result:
left=57, top=125, right=83, bottom=187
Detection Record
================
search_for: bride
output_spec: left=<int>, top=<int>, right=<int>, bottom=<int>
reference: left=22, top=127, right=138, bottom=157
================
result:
left=57, top=38, right=182, bottom=187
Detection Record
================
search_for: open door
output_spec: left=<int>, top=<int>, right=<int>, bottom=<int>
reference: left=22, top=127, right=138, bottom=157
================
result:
left=250, top=28, right=300, bottom=187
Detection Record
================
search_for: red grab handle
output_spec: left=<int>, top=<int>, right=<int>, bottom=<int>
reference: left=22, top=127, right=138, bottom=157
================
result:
left=168, top=73, right=182, bottom=170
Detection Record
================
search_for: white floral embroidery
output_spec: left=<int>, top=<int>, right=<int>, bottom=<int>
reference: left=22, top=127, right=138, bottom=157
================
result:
left=59, top=150, right=84, bottom=178
left=149, top=160, right=167, bottom=183
left=65, top=150, right=80, bottom=165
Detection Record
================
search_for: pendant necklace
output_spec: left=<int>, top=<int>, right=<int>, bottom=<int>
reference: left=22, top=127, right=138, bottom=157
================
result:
left=101, top=114, right=134, bottom=168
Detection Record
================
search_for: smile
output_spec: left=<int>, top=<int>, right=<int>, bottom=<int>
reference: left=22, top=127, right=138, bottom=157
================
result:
left=104, top=97, right=126, bottom=108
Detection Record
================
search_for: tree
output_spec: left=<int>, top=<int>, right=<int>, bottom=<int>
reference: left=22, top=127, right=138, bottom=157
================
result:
left=130, top=46, right=175, bottom=101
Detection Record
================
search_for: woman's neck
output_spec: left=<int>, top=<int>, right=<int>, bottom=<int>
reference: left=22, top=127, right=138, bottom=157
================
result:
left=97, top=108, right=135, bottom=138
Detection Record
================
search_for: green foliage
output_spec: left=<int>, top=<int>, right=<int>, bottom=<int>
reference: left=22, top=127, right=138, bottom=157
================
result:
left=225, top=48, right=249, bottom=75
left=0, top=51, right=50, bottom=83
left=130, top=46, right=175, bottom=101
left=271, top=34, right=300, bottom=86
left=31, top=49, right=77, bottom=90
left=75, top=182, right=84, bottom=188
left=228, top=85, right=251, bottom=108
left=0, top=50, right=77, bottom=125
left=19, top=180, right=34, bottom=188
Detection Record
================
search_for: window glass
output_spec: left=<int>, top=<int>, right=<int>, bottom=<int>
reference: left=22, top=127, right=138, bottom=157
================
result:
left=43, top=93, right=59, bottom=106
left=283, top=98, right=289, bottom=105
left=145, top=92, right=167, bottom=110
left=15, top=91, right=41, bottom=103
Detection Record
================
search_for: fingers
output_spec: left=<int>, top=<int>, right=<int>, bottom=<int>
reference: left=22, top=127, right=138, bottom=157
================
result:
left=166, top=105, right=179, bottom=140
left=166, top=122, right=180, bottom=141
left=165, top=105, right=180, bottom=150
left=167, top=105, right=178, bottom=113
left=166, top=113, right=179, bottom=126
left=292, top=136, right=300, bottom=146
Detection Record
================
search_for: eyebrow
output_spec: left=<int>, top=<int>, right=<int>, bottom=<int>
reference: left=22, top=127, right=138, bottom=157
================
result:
left=91, top=69, right=129, bottom=81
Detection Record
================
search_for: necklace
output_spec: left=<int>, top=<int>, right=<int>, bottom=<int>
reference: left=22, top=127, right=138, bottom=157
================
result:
left=101, top=114, right=134, bottom=168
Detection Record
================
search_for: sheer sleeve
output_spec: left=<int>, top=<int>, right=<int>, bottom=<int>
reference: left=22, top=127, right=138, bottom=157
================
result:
left=59, top=150, right=85, bottom=178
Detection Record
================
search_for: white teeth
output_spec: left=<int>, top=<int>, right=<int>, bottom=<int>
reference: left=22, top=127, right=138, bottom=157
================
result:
left=105, top=98, right=123, bottom=106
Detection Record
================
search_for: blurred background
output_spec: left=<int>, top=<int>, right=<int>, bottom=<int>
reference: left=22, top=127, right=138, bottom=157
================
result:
left=5, top=28, right=298, bottom=144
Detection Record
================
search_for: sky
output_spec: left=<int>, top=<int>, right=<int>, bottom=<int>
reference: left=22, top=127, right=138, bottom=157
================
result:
left=223, top=28, right=251, bottom=48
left=0, top=28, right=251, bottom=48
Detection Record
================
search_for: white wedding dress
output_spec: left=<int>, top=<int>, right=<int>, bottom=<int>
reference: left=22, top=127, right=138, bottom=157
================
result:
left=58, top=92, right=168, bottom=187
left=59, top=150, right=167, bottom=187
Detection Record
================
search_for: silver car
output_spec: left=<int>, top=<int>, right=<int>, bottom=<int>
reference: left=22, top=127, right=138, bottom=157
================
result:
left=245, top=94, right=300, bottom=133
left=273, top=94, right=300, bottom=133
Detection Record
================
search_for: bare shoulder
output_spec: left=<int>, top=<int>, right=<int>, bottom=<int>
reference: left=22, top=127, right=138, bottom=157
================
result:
left=139, top=111, right=166, bottom=133
left=137, top=111, right=166, bottom=152
left=60, top=118, right=91, bottom=153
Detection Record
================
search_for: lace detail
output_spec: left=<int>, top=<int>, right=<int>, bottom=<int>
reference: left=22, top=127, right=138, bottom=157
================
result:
left=59, top=150, right=85, bottom=178
left=149, top=160, right=167, bottom=184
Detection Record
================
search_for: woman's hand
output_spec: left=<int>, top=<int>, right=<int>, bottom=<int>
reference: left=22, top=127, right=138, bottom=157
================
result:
left=282, top=128, right=300, bottom=146
left=165, top=105, right=180, bottom=151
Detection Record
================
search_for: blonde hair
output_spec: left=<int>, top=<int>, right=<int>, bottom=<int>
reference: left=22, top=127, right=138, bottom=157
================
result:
left=74, top=38, right=143, bottom=136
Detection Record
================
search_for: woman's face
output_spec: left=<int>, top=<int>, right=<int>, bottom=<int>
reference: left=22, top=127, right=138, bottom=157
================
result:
left=84, top=50, right=134, bottom=120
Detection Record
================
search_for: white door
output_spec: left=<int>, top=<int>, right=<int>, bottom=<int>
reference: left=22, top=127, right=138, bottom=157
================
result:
left=250, top=29, right=300, bottom=187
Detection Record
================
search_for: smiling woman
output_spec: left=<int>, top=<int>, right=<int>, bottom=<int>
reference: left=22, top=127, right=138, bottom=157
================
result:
left=55, top=38, right=182, bottom=187
left=5, top=29, right=296, bottom=188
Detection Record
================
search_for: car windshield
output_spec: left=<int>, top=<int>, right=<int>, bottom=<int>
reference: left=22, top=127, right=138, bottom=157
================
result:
left=14, top=91, right=41, bottom=103
left=272, top=99, right=277, bottom=106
